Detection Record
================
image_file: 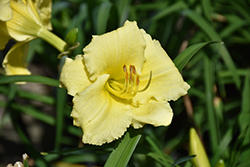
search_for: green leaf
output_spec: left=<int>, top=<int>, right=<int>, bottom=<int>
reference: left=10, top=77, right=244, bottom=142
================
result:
left=104, top=127, right=144, bottom=167
left=238, top=70, right=250, bottom=162
left=211, top=128, right=233, bottom=166
left=145, top=136, right=163, bottom=155
left=134, top=2, right=166, bottom=11
left=172, top=155, right=196, bottom=167
left=229, top=127, right=248, bottom=166
left=204, top=54, right=219, bottom=154
left=116, top=0, right=132, bottom=25
left=14, top=104, right=55, bottom=125
left=0, top=75, right=60, bottom=87
left=17, top=90, right=55, bottom=105
left=97, top=1, right=112, bottom=35
left=220, top=15, right=248, bottom=39
left=152, top=1, right=187, bottom=21
left=182, top=9, right=220, bottom=40
left=147, top=152, right=172, bottom=167
left=145, top=135, right=174, bottom=166
left=183, top=9, right=241, bottom=89
left=239, top=70, right=250, bottom=131
left=201, top=0, right=212, bottom=22
left=229, top=1, right=250, bottom=21
left=173, top=41, right=221, bottom=71
left=55, top=88, right=67, bottom=150
left=237, top=159, right=250, bottom=167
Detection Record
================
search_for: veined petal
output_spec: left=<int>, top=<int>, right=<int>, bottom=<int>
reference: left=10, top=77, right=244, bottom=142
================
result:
left=26, top=0, right=43, bottom=26
left=2, top=41, right=31, bottom=75
left=59, top=55, right=92, bottom=96
left=36, top=0, right=52, bottom=30
left=134, top=29, right=190, bottom=103
left=71, top=74, right=132, bottom=145
left=132, top=100, right=173, bottom=129
left=6, top=0, right=43, bottom=41
left=0, top=21, right=11, bottom=49
left=83, top=20, right=146, bottom=81
left=0, top=0, right=12, bottom=21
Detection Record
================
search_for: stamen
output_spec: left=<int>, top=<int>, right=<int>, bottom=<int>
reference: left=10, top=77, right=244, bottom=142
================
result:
left=130, top=65, right=136, bottom=74
left=129, top=65, right=134, bottom=94
left=105, top=65, right=152, bottom=99
left=138, top=71, right=152, bottom=92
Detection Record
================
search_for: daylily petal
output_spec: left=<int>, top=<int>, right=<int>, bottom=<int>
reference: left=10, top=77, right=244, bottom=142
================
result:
left=60, top=55, right=92, bottom=96
left=36, top=0, right=52, bottom=30
left=0, top=21, right=11, bottom=49
left=26, top=0, right=43, bottom=25
left=6, top=0, right=43, bottom=41
left=134, top=29, right=190, bottom=103
left=0, top=0, right=12, bottom=21
left=2, top=41, right=31, bottom=75
left=83, top=20, right=146, bottom=81
left=132, top=100, right=173, bottom=129
left=71, top=74, right=132, bottom=145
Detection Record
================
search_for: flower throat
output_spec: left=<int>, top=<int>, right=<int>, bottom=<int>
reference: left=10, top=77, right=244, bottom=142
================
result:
left=105, top=65, right=152, bottom=99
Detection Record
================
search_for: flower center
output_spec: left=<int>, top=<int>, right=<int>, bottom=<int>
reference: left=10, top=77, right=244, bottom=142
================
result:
left=105, top=65, right=152, bottom=99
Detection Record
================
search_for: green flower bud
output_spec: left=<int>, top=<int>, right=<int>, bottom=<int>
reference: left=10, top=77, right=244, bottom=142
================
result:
left=65, top=28, right=78, bottom=46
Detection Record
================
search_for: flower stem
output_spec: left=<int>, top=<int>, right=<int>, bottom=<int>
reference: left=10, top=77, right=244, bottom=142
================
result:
left=37, top=28, right=68, bottom=52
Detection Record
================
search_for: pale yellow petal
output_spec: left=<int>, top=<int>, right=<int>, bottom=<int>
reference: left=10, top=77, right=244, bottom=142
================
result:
left=0, top=0, right=12, bottom=21
left=132, top=100, right=173, bottom=129
left=134, top=29, right=190, bottom=103
left=83, top=20, right=146, bottom=81
left=59, top=55, right=92, bottom=96
left=2, top=41, right=31, bottom=75
left=71, top=74, right=132, bottom=145
left=0, top=21, right=11, bottom=49
left=26, top=0, right=43, bottom=25
left=36, top=0, right=52, bottom=30
left=6, top=0, right=42, bottom=41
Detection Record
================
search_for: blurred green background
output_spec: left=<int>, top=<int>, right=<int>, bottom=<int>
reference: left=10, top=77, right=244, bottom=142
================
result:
left=0, top=0, right=250, bottom=166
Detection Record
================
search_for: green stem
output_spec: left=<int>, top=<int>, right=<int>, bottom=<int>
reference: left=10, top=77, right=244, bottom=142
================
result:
left=37, top=28, right=68, bottom=52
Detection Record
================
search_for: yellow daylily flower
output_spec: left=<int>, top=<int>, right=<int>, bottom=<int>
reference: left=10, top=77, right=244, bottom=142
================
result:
left=0, top=0, right=67, bottom=75
left=189, top=128, right=211, bottom=167
left=60, top=21, right=190, bottom=145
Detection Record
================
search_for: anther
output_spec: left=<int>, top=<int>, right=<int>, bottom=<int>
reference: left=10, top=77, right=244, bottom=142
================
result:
left=123, top=65, right=127, bottom=73
left=123, top=65, right=129, bottom=81
left=136, top=77, right=139, bottom=86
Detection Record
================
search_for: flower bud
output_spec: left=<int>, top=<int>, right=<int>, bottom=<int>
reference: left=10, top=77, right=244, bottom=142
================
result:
left=189, top=128, right=211, bottom=167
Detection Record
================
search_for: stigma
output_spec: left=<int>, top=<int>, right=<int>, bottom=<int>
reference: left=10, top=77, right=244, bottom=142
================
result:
left=106, top=65, right=152, bottom=99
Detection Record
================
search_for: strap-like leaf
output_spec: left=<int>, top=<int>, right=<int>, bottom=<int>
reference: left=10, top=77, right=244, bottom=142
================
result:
left=173, top=41, right=221, bottom=71
left=0, top=75, right=60, bottom=87
left=104, top=127, right=144, bottom=167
